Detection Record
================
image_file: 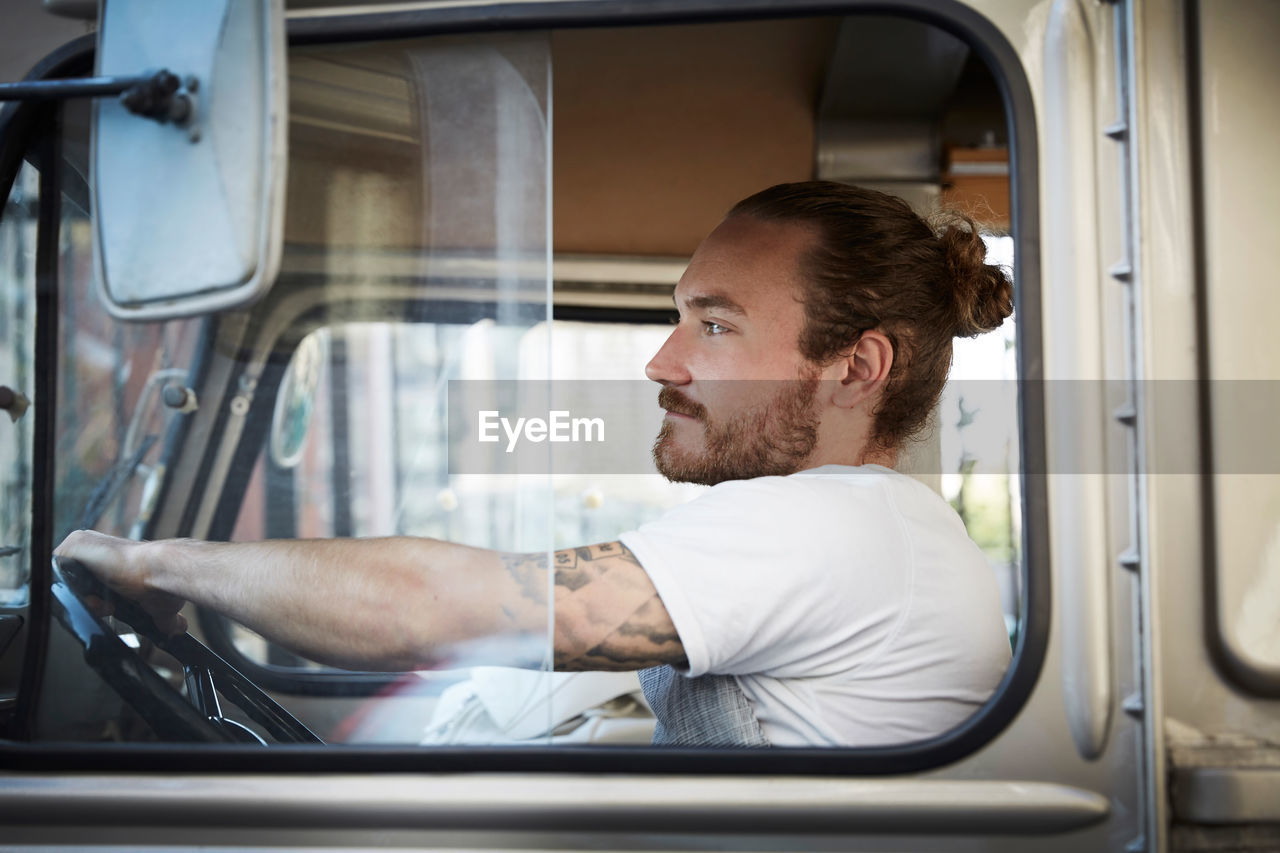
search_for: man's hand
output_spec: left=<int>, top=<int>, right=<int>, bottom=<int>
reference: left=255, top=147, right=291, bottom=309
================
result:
left=54, top=530, right=190, bottom=635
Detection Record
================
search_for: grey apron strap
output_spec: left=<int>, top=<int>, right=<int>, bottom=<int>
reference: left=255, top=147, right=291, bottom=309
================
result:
left=637, top=665, right=770, bottom=747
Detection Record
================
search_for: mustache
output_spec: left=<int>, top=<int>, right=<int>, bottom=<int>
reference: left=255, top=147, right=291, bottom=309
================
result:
left=657, top=387, right=707, bottom=420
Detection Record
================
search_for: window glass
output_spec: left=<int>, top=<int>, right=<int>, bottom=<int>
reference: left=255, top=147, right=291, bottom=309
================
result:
left=222, top=318, right=691, bottom=744
left=51, top=225, right=203, bottom=544
left=224, top=282, right=1021, bottom=742
left=943, top=235, right=1021, bottom=643
left=39, top=99, right=213, bottom=742
left=43, top=34, right=556, bottom=745
left=35, top=13, right=1027, bottom=751
left=0, top=163, right=37, bottom=607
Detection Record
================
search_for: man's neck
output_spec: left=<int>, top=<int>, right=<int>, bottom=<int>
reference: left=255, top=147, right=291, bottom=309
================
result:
left=801, top=446, right=899, bottom=472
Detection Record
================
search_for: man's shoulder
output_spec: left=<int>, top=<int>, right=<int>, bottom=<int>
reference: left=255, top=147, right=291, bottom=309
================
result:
left=708, top=463, right=898, bottom=495
left=696, top=464, right=905, bottom=512
left=642, top=465, right=908, bottom=541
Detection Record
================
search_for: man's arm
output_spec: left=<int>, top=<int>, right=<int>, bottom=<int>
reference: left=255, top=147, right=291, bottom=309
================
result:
left=500, top=542, right=687, bottom=671
left=54, top=530, right=686, bottom=673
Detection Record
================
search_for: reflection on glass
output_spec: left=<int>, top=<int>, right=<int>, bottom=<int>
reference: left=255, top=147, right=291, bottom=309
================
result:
left=213, top=33, right=557, bottom=743
left=46, top=34, right=557, bottom=745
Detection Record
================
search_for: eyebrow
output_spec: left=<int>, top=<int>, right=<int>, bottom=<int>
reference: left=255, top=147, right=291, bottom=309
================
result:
left=674, top=292, right=748, bottom=317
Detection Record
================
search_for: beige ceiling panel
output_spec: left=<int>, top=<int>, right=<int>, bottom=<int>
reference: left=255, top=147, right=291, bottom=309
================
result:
left=553, top=19, right=838, bottom=257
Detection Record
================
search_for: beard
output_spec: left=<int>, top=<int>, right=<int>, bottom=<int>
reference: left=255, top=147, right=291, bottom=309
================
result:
left=652, top=378, right=822, bottom=485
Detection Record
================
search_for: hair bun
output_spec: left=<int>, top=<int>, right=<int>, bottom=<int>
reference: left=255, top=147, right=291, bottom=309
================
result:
left=936, top=218, right=1014, bottom=338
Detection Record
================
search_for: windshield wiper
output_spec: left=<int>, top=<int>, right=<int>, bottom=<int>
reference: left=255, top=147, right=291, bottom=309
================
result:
left=78, top=434, right=157, bottom=531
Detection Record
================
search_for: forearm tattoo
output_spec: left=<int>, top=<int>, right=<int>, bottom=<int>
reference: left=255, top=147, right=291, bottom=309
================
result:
left=500, top=542, right=687, bottom=671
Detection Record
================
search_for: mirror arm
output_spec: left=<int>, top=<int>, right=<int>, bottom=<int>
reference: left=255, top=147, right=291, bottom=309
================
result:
left=0, top=69, right=194, bottom=127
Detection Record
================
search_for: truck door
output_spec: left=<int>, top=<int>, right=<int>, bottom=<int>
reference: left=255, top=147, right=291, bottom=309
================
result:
left=1138, top=0, right=1280, bottom=847
left=8, top=1, right=1268, bottom=851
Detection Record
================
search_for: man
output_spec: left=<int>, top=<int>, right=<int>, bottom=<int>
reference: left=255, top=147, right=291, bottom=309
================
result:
left=57, top=182, right=1013, bottom=747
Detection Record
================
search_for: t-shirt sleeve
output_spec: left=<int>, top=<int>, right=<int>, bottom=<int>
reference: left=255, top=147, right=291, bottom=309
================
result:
left=619, top=475, right=908, bottom=678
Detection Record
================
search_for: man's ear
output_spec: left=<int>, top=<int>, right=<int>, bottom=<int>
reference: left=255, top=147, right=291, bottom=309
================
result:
left=830, top=330, right=894, bottom=409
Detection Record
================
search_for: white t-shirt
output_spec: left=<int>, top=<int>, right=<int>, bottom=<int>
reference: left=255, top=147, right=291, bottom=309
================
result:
left=619, top=464, right=1012, bottom=747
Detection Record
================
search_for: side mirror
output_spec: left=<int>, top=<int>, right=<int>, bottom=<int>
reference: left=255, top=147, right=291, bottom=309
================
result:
left=92, top=0, right=287, bottom=320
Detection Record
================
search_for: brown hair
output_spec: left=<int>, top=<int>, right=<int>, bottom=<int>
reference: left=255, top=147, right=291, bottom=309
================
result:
left=729, top=181, right=1013, bottom=452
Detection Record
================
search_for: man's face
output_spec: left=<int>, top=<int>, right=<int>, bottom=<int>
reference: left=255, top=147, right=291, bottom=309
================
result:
left=645, top=215, right=825, bottom=485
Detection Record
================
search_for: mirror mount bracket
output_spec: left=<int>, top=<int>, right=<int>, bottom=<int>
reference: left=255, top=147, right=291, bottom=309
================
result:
left=0, top=68, right=198, bottom=140
left=119, top=70, right=200, bottom=139
left=0, top=69, right=198, bottom=138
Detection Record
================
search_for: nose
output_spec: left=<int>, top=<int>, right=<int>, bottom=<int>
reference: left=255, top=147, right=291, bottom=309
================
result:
left=645, top=325, right=692, bottom=386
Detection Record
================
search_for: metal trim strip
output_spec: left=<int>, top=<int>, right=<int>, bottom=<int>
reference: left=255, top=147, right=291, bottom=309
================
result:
left=0, top=774, right=1110, bottom=834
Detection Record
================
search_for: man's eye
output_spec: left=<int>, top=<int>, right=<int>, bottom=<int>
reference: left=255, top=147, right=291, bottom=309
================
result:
left=702, top=321, right=729, bottom=336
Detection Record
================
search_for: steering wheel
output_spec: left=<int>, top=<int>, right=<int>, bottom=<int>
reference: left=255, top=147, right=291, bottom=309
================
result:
left=50, top=556, right=322, bottom=744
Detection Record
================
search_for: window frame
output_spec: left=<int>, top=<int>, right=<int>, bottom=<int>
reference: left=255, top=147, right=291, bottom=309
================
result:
left=2, top=0, right=1048, bottom=775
